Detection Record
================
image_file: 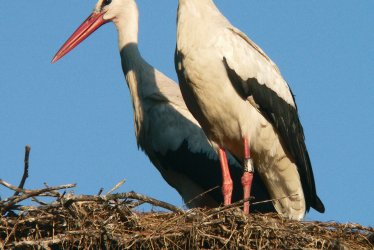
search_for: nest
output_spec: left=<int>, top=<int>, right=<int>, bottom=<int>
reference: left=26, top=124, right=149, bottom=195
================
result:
left=1, top=147, right=373, bottom=249
left=0, top=179, right=373, bottom=250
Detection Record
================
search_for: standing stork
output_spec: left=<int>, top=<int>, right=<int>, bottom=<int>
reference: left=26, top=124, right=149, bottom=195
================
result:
left=175, top=0, right=324, bottom=219
left=51, top=0, right=275, bottom=212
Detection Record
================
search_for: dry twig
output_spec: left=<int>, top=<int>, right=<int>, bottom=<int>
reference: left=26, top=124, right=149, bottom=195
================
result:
left=14, top=145, right=31, bottom=196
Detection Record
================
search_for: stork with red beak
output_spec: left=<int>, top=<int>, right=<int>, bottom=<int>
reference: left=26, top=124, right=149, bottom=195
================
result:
left=175, top=0, right=325, bottom=219
left=52, top=0, right=275, bottom=212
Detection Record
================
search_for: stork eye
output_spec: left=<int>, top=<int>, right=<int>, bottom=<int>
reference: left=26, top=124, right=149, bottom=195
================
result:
left=104, top=0, right=112, bottom=5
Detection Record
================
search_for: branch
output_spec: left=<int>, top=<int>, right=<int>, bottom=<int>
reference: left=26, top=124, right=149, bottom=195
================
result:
left=0, top=179, right=27, bottom=194
left=106, top=179, right=126, bottom=195
left=113, top=191, right=182, bottom=213
left=251, top=194, right=299, bottom=206
left=184, top=186, right=219, bottom=208
left=62, top=191, right=183, bottom=213
left=13, top=145, right=31, bottom=196
left=0, top=182, right=76, bottom=213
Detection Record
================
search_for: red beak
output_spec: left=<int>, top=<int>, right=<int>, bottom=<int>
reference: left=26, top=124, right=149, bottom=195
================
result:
left=52, top=12, right=109, bottom=63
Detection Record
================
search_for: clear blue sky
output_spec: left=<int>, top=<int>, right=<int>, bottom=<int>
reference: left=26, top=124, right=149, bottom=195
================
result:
left=1, top=1, right=373, bottom=226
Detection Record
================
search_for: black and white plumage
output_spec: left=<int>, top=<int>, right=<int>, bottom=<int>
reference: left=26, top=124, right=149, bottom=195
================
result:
left=52, top=0, right=275, bottom=212
left=175, top=0, right=324, bottom=219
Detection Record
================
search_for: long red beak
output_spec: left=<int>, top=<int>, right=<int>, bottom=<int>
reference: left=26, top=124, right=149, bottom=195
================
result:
left=52, top=12, right=108, bottom=63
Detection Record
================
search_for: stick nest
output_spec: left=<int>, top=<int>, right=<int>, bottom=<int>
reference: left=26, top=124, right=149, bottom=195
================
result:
left=0, top=180, right=373, bottom=250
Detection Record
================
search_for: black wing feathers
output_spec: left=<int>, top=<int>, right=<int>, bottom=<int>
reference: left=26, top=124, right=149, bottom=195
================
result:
left=223, top=57, right=324, bottom=213
left=154, top=140, right=275, bottom=213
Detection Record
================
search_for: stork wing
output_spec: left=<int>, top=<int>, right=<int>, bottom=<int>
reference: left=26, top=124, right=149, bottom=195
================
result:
left=222, top=27, right=324, bottom=212
left=139, top=74, right=274, bottom=211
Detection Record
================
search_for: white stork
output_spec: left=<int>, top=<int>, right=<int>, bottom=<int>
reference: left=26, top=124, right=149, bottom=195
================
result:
left=175, top=0, right=324, bottom=219
left=51, top=0, right=275, bottom=212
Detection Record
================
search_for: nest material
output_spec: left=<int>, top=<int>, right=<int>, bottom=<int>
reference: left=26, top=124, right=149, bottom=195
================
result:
left=1, top=147, right=373, bottom=249
left=1, top=180, right=373, bottom=250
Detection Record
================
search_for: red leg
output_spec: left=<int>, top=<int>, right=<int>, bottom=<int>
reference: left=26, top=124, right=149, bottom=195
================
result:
left=218, top=148, right=233, bottom=206
left=242, top=137, right=254, bottom=214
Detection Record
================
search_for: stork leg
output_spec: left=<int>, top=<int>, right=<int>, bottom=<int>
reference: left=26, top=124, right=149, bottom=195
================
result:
left=242, top=137, right=254, bottom=214
left=218, top=148, right=233, bottom=205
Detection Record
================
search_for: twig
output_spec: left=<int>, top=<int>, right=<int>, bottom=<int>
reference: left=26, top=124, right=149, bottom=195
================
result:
left=207, top=196, right=254, bottom=215
left=184, top=186, right=219, bottom=208
left=206, top=193, right=300, bottom=215
left=251, top=194, right=299, bottom=206
left=128, top=200, right=146, bottom=209
left=13, top=145, right=31, bottom=196
left=0, top=180, right=64, bottom=198
left=112, top=191, right=183, bottom=213
left=0, top=183, right=76, bottom=213
left=62, top=191, right=183, bottom=213
left=31, top=197, right=48, bottom=206
left=0, top=179, right=27, bottom=194
left=43, top=182, right=63, bottom=197
left=106, top=179, right=126, bottom=195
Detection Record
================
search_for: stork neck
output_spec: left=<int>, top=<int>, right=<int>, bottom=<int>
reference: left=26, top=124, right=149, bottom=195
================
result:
left=177, top=0, right=226, bottom=50
left=116, top=23, right=138, bottom=50
left=113, top=1, right=139, bottom=50
left=178, top=0, right=220, bottom=17
left=113, top=2, right=146, bottom=89
left=118, top=42, right=147, bottom=143
left=119, top=43, right=144, bottom=76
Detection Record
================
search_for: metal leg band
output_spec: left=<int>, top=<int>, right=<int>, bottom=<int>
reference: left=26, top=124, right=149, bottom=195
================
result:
left=244, top=158, right=254, bottom=173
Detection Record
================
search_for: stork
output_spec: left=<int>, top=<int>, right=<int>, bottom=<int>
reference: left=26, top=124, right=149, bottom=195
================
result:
left=51, top=0, right=275, bottom=212
left=175, top=0, right=324, bottom=219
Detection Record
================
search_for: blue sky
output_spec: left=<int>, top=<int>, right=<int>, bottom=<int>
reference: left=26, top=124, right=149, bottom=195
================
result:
left=0, top=1, right=373, bottom=226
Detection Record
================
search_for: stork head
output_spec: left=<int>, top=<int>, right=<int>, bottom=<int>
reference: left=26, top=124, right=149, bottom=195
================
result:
left=52, top=0, right=138, bottom=63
